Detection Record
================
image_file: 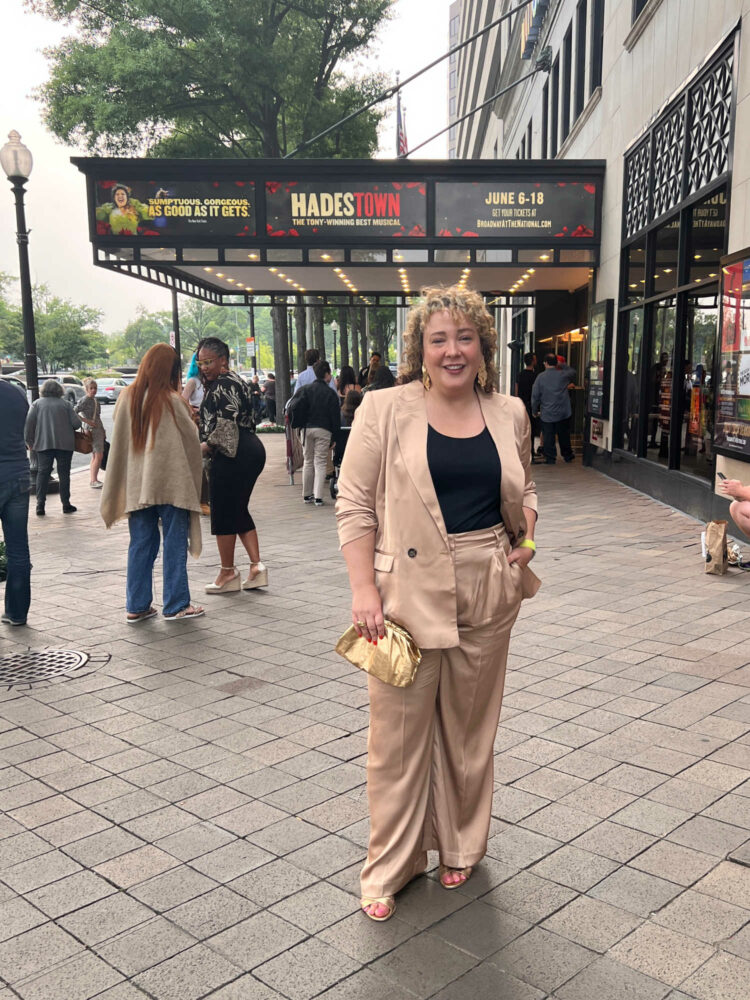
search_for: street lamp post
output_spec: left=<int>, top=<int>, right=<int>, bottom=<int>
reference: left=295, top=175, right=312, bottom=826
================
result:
left=331, top=319, right=338, bottom=370
left=0, top=131, right=39, bottom=400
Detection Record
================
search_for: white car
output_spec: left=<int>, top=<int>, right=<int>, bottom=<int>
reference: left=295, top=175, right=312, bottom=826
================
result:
left=95, top=377, right=128, bottom=403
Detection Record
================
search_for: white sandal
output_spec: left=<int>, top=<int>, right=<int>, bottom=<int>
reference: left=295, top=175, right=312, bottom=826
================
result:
left=243, top=561, right=268, bottom=590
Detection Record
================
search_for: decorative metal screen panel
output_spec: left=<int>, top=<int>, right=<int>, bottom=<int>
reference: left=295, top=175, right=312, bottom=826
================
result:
left=624, top=140, right=650, bottom=239
left=652, top=104, right=685, bottom=219
left=686, top=49, right=733, bottom=197
left=624, top=41, right=734, bottom=240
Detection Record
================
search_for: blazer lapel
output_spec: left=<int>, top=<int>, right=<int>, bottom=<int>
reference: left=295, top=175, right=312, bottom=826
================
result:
left=479, top=392, right=524, bottom=543
left=393, top=382, right=450, bottom=549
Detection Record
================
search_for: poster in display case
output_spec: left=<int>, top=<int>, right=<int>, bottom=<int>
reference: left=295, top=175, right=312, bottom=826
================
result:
left=714, top=249, right=750, bottom=461
left=586, top=299, right=613, bottom=418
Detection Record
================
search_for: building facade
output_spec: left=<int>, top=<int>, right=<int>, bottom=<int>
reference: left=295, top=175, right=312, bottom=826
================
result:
left=452, top=0, right=750, bottom=519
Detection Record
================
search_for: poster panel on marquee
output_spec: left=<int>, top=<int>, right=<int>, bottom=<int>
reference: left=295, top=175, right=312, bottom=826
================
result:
left=264, top=180, right=427, bottom=238
left=435, top=181, right=597, bottom=238
left=94, top=180, right=255, bottom=237
left=714, top=255, right=750, bottom=461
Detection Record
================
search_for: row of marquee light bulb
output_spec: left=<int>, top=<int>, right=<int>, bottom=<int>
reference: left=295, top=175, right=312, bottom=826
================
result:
left=398, top=266, right=472, bottom=297
left=510, top=268, right=536, bottom=294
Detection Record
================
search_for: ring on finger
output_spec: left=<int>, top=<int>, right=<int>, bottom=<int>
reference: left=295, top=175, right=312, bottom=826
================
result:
left=356, top=619, right=366, bottom=627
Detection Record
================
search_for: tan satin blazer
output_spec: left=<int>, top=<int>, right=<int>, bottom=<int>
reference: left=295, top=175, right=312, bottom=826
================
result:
left=335, top=380, right=540, bottom=649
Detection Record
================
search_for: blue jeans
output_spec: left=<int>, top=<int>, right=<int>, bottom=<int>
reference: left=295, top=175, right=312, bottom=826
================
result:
left=0, top=474, right=31, bottom=623
left=126, top=505, right=191, bottom=617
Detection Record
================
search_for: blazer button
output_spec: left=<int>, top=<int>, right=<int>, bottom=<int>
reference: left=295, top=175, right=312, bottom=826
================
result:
left=407, top=548, right=417, bottom=558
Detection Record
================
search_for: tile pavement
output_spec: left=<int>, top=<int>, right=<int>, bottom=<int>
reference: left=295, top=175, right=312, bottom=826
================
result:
left=0, top=439, right=749, bottom=998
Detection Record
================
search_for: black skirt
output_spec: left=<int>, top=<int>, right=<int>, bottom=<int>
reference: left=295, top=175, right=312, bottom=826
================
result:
left=208, top=429, right=266, bottom=535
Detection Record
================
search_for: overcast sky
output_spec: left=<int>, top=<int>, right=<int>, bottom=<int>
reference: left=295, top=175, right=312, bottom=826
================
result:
left=0, top=0, right=452, bottom=334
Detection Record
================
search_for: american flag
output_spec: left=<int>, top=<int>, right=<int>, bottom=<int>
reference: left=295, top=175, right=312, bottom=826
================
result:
left=397, top=89, right=408, bottom=158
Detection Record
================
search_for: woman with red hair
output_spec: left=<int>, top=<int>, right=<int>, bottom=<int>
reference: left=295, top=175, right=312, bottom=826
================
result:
left=101, top=343, right=204, bottom=622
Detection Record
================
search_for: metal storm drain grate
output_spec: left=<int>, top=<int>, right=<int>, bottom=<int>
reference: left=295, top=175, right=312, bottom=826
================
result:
left=0, top=648, right=93, bottom=688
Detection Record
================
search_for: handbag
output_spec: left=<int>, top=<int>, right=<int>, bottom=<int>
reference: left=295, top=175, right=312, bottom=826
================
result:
left=74, top=430, right=93, bottom=454
left=100, top=439, right=110, bottom=471
left=335, top=619, right=422, bottom=687
left=206, top=417, right=239, bottom=458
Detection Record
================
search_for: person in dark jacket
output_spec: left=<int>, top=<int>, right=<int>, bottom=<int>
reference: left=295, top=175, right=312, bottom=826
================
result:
left=24, top=379, right=82, bottom=515
left=530, top=354, right=576, bottom=464
left=0, top=377, right=31, bottom=625
left=301, top=360, right=341, bottom=506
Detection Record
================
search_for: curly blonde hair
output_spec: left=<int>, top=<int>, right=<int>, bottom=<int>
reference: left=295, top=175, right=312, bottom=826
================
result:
left=398, top=285, right=498, bottom=394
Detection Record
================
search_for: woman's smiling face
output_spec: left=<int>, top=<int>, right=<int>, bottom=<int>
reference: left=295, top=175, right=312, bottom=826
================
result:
left=197, top=348, right=224, bottom=381
left=113, top=188, right=129, bottom=208
left=422, top=310, right=482, bottom=395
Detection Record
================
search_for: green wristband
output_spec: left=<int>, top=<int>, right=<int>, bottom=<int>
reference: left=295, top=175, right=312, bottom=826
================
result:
left=519, top=539, right=536, bottom=554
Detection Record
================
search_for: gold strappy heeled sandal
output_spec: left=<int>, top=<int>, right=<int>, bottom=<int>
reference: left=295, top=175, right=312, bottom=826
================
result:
left=439, top=865, right=473, bottom=890
left=360, top=895, right=396, bottom=921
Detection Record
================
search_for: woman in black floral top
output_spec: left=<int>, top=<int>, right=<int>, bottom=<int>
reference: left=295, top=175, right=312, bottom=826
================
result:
left=198, top=337, right=268, bottom=593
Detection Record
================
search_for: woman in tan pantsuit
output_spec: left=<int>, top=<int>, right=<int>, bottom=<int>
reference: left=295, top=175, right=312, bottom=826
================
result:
left=336, top=286, right=540, bottom=922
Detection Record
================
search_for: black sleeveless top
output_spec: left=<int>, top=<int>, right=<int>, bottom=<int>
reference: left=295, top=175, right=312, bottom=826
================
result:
left=426, top=425, right=502, bottom=534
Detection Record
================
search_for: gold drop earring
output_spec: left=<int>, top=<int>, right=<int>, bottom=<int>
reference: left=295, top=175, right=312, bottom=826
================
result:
left=422, top=365, right=432, bottom=390
left=477, top=359, right=488, bottom=389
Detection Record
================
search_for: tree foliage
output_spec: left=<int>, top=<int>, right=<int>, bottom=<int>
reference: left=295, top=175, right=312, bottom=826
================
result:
left=29, top=0, right=393, bottom=157
left=0, top=275, right=107, bottom=372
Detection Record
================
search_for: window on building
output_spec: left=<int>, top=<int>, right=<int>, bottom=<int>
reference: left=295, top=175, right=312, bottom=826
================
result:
left=680, top=293, right=717, bottom=480
left=541, top=82, right=549, bottom=159
left=449, top=96, right=456, bottom=115
left=648, top=297, right=677, bottom=468
left=526, top=121, right=533, bottom=158
left=624, top=240, right=646, bottom=304
left=550, top=56, right=560, bottom=156
left=632, top=0, right=649, bottom=22
left=653, top=219, right=680, bottom=296
left=619, top=308, right=644, bottom=452
left=590, top=0, right=604, bottom=93
left=688, top=190, right=727, bottom=285
left=561, top=25, right=573, bottom=142
left=449, top=70, right=457, bottom=90
left=574, top=0, right=587, bottom=120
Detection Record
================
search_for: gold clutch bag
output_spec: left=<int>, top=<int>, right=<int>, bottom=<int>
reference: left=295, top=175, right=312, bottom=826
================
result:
left=335, top=619, right=422, bottom=687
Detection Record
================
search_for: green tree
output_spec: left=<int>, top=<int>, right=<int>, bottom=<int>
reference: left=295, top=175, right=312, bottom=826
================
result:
left=109, top=306, right=172, bottom=364
left=33, top=287, right=106, bottom=372
left=29, top=0, right=392, bottom=158
left=0, top=273, right=23, bottom=361
left=0, top=276, right=107, bottom=372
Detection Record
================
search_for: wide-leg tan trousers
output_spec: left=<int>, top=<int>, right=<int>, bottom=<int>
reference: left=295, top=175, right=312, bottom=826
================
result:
left=361, top=524, right=522, bottom=899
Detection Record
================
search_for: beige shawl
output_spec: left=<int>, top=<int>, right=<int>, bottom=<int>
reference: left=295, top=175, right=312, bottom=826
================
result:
left=100, top=389, right=203, bottom=557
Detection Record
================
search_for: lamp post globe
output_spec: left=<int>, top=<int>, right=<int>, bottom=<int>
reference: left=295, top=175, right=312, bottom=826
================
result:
left=331, top=319, right=338, bottom=368
left=1, top=131, right=39, bottom=401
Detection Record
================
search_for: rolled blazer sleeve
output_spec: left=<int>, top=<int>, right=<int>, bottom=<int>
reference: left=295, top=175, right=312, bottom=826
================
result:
left=335, top=390, right=382, bottom=547
left=512, top=395, right=538, bottom=517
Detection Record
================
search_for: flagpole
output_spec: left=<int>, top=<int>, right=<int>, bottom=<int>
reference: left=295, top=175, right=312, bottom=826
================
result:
left=396, top=71, right=401, bottom=158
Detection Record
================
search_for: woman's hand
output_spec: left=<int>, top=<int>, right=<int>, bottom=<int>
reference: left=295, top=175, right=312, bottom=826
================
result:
left=200, top=442, right=211, bottom=456
left=507, top=545, right=535, bottom=569
left=352, top=584, right=385, bottom=643
left=719, top=479, right=749, bottom=501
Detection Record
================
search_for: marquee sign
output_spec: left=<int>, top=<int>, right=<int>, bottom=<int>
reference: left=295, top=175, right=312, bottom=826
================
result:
left=435, top=181, right=597, bottom=239
left=264, top=180, right=427, bottom=238
left=94, top=180, right=255, bottom=237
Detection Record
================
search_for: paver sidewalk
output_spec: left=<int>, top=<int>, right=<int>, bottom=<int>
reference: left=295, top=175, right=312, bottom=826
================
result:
left=1, top=438, right=749, bottom=1000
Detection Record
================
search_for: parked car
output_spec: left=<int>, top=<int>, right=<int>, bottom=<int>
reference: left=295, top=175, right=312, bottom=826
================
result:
left=120, top=374, right=138, bottom=386
left=0, top=374, right=27, bottom=398
left=26, top=374, right=86, bottom=404
left=95, top=377, right=128, bottom=403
